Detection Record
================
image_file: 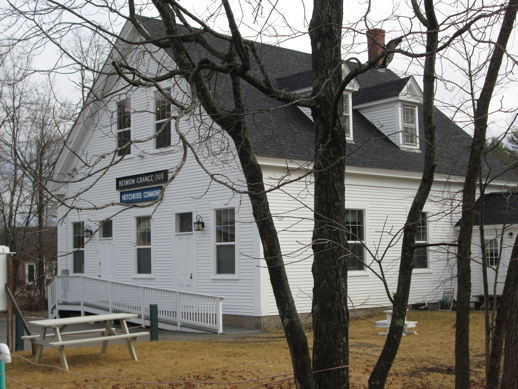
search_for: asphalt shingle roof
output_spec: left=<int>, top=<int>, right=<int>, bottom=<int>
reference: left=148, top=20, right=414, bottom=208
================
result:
left=139, top=16, right=516, bottom=182
left=353, top=77, right=412, bottom=105
left=455, top=192, right=518, bottom=226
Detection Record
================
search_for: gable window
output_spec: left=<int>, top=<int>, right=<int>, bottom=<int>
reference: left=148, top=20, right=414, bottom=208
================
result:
left=345, top=209, right=364, bottom=271
left=343, top=93, right=352, bottom=138
left=414, top=212, right=428, bottom=269
left=215, top=208, right=235, bottom=274
left=117, top=99, right=131, bottom=156
left=155, top=90, right=171, bottom=149
left=26, top=263, right=36, bottom=283
left=402, top=105, right=417, bottom=145
left=100, top=219, right=113, bottom=238
left=485, top=239, right=499, bottom=267
left=136, top=216, right=152, bottom=274
left=72, top=222, right=85, bottom=273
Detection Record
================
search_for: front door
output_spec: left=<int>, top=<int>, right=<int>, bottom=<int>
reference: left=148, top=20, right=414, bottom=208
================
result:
left=98, top=219, right=114, bottom=279
left=98, top=240, right=114, bottom=279
left=174, top=212, right=195, bottom=292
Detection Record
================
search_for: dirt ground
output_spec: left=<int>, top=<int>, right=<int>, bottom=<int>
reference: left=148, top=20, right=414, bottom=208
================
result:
left=8, top=311, right=488, bottom=388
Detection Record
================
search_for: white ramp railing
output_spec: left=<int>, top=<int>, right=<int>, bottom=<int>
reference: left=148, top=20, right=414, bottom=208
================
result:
left=47, top=276, right=224, bottom=334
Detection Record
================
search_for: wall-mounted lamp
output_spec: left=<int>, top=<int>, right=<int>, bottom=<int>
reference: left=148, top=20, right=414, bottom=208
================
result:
left=194, top=215, right=205, bottom=232
left=508, top=231, right=514, bottom=239
left=84, top=225, right=93, bottom=238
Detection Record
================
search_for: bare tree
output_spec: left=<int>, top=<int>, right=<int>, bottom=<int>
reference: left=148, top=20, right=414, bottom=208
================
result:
left=1, top=2, right=517, bottom=389
left=0, top=51, right=69, bottom=308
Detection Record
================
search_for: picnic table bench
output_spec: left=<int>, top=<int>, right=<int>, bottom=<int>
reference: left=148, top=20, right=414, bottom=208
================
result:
left=375, top=310, right=418, bottom=336
left=22, top=313, right=149, bottom=370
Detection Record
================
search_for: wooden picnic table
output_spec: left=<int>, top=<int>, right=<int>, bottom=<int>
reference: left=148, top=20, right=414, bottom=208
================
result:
left=24, top=313, right=149, bottom=370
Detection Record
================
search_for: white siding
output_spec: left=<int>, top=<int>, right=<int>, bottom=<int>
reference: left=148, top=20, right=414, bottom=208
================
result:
left=357, top=102, right=399, bottom=145
left=54, top=32, right=516, bottom=322
left=470, top=226, right=515, bottom=297
left=259, top=164, right=507, bottom=316
left=55, top=44, right=262, bottom=317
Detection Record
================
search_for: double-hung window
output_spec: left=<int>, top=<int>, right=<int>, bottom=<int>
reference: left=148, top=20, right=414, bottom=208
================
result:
left=414, top=212, right=428, bottom=269
left=215, top=208, right=235, bottom=274
left=343, top=93, right=352, bottom=138
left=117, top=99, right=131, bottom=156
left=485, top=239, right=499, bottom=267
left=72, top=222, right=85, bottom=273
left=345, top=209, right=364, bottom=271
left=136, top=216, right=152, bottom=274
left=402, top=105, right=417, bottom=145
left=155, top=90, right=171, bottom=149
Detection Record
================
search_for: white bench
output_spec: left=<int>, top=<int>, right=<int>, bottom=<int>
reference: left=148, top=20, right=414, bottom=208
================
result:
left=22, top=328, right=109, bottom=340
left=49, top=332, right=148, bottom=347
left=375, top=310, right=417, bottom=336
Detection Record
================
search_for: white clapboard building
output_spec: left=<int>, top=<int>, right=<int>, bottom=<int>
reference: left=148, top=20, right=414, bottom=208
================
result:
left=48, top=17, right=517, bottom=330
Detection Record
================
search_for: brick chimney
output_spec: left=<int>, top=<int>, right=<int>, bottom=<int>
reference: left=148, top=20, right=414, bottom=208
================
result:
left=367, top=29, right=386, bottom=67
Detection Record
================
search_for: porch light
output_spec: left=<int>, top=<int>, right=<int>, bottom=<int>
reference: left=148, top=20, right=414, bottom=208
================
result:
left=84, top=225, right=93, bottom=238
left=194, top=215, right=205, bottom=232
left=508, top=231, right=514, bottom=239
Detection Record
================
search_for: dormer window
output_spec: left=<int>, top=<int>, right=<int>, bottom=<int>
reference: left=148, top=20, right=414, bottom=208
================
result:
left=343, top=93, right=352, bottom=139
left=402, top=105, right=417, bottom=146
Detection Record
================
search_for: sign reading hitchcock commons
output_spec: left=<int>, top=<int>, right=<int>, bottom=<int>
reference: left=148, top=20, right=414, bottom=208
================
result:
left=120, top=186, right=163, bottom=204
left=116, top=170, right=168, bottom=190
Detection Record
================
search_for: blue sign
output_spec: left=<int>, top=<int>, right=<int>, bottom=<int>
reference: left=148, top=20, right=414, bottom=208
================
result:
left=120, top=186, right=162, bottom=203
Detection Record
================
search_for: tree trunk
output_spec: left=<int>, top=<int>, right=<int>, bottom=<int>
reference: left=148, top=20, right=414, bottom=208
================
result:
left=455, top=2, right=518, bottom=388
left=501, top=289, right=518, bottom=389
left=149, top=4, right=314, bottom=388
left=309, top=1, right=349, bottom=388
left=368, top=2, right=438, bottom=387
left=487, top=235, right=518, bottom=389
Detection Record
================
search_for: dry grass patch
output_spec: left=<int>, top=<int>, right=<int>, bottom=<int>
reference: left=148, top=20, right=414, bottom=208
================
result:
left=8, top=311, right=488, bottom=388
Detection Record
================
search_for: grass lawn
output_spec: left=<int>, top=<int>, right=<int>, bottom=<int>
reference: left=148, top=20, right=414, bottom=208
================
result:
left=8, top=311, right=488, bottom=388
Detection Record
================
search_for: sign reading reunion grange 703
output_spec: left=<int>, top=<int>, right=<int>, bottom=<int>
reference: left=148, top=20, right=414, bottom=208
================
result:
left=116, top=170, right=168, bottom=190
left=120, top=186, right=162, bottom=204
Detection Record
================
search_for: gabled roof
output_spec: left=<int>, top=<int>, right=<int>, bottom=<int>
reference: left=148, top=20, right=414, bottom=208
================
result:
left=353, top=77, right=412, bottom=105
left=132, top=17, right=518, bottom=182
left=470, top=192, right=518, bottom=226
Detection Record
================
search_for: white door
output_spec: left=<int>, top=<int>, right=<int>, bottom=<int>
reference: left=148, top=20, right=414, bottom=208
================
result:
left=98, top=240, right=114, bottom=279
left=175, top=233, right=195, bottom=291
left=174, top=212, right=195, bottom=292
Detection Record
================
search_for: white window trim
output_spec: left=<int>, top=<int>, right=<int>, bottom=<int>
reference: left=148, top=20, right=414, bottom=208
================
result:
left=98, top=219, right=114, bottom=240
left=400, top=104, right=419, bottom=148
left=414, top=212, right=430, bottom=271
left=71, top=221, right=85, bottom=274
left=345, top=206, right=369, bottom=276
left=343, top=92, right=353, bottom=141
left=175, top=211, right=195, bottom=235
left=484, top=239, right=500, bottom=268
left=116, top=98, right=132, bottom=157
left=134, top=214, right=154, bottom=278
left=212, top=205, right=239, bottom=280
left=26, top=262, right=36, bottom=284
left=154, top=88, right=172, bottom=149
